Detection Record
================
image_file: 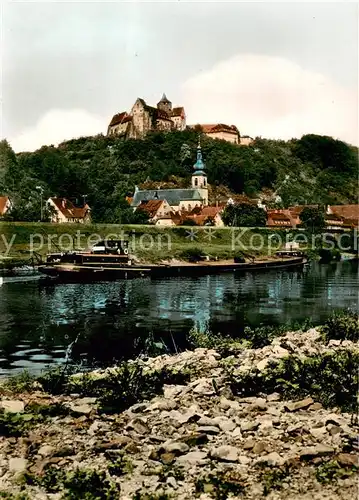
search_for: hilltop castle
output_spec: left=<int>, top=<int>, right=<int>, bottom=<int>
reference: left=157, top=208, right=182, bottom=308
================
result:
left=107, top=94, right=186, bottom=139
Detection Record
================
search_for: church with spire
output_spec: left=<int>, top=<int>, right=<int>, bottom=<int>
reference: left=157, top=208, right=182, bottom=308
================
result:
left=107, top=94, right=186, bottom=139
left=130, top=139, right=209, bottom=216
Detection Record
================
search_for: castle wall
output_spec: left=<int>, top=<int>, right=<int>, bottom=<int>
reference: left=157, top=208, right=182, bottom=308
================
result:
left=206, top=130, right=239, bottom=144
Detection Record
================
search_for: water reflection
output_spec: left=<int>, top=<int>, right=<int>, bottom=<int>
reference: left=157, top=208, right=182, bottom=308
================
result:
left=0, top=261, right=357, bottom=375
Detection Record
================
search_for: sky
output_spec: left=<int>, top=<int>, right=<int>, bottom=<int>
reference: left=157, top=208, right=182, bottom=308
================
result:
left=1, top=0, right=358, bottom=152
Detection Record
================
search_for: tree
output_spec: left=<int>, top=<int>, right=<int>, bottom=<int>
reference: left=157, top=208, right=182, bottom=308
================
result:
left=0, top=139, right=18, bottom=191
left=300, top=207, right=326, bottom=233
left=222, top=203, right=267, bottom=227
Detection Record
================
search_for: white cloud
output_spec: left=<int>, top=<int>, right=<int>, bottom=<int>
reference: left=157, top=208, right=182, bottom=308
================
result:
left=182, top=54, right=358, bottom=145
left=9, top=109, right=106, bottom=152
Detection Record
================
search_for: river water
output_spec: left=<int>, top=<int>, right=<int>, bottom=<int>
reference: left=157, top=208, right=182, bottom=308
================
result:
left=0, top=260, right=357, bottom=376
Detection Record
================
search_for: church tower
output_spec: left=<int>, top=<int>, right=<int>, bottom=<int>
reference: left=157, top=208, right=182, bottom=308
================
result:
left=192, top=137, right=208, bottom=206
left=157, top=93, right=172, bottom=116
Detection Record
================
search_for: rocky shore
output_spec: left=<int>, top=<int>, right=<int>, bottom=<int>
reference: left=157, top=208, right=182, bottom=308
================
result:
left=0, top=327, right=358, bottom=499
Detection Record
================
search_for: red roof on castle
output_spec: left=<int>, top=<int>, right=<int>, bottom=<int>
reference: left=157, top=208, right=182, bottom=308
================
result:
left=329, top=205, right=359, bottom=221
left=172, top=107, right=185, bottom=117
left=50, top=198, right=90, bottom=220
left=109, top=112, right=132, bottom=127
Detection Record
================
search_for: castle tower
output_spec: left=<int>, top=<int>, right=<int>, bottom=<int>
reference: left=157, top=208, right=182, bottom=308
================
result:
left=157, top=93, right=172, bottom=116
left=192, top=137, right=208, bottom=206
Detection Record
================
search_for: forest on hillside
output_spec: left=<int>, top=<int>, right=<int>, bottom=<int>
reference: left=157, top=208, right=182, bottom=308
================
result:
left=0, top=128, right=357, bottom=223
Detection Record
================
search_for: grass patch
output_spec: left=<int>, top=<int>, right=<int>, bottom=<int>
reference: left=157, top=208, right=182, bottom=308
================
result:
left=229, top=350, right=358, bottom=412
left=315, top=460, right=358, bottom=484
left=2, top=371, right=36, bottom=394
left=195, top=471, right=246, bottom=499
left=260, top=465, right=291, bottom=496
left=321, top=310, right=359, bottom=343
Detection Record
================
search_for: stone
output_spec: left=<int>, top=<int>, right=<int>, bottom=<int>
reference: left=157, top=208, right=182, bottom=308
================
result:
left=210, top=445, right=239, bottom=462
left=94, top=437, right=133, bottom=452
left=192, top=379, right=215, bottom=396
left=197, top=426, right=220, bottom=435
left=9, top=458, right=28, bottom=474
left=309, top=403, right=323, bottom=411
left=68, top=403, right=93, bottom=416
left=38, top=445, right=55, bottom=457
left=149, top=400, right=177, bottom=411
left=160, top=452, right=176, bottom=465
left=197, top=416, right=219, bottom=427
left=170, top=409, right=201, bottom=425
left=256, top=359, right=269, bottom=371
left=284, top=397, right=314, bottom=412
left=218, top=418, right=236, bottom=432
left=249, top=398, right=267, bottom=412
left=267, top=393, right=281, bottom=402
left=252, top=441, right=267, bottom=454
left=1, top=400, right=24, bottom=413
left=300, top=444, right=334, bottom=459
left=241, top=421, right=259, bottom=432
left=327, top=424, right=341, bottom=436
left=256, top=452, right=283, bottom=466
left=128, top=418, right=150, bottom=435
left=179, top=432, right=208, bottom=447
left=176, top=451, right=208, bottom=465
left=238, top=455, right=251, bottom=465
left=166, top=476, right=178, bottom=489
left=243, top=439, right=255, bottom=450
left=160, top=441, right=189, bottom=455
left=129, top=402, right=148, bottom=413
left=337, top=453, right=358, bottom=467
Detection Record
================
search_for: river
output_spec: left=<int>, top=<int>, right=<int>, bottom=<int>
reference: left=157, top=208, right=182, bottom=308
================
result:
left=0, top=260, right=357, bottom=376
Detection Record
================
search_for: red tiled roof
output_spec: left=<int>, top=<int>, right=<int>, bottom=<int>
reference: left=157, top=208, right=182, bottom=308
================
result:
left=172, top=107, right=185, bottom=117
left=109, top=112, right=132, bottom=127
left=329, top=205, right=359, bottom=221
left=50, top=198, right=90, bottom=220
left=137, top=199, right=164, bottom=217
left=288, top=205, right=320, bottom=215
left=195, top=123, right=239, bottom=135
left=0, top=196, right=10, bottom=216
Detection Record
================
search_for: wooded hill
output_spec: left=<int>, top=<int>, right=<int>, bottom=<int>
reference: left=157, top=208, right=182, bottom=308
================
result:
left=0, top=129, right=357, bottom=223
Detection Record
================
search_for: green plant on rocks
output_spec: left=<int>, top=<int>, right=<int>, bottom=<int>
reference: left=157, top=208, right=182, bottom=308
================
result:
left=108, top=454, right=134, bottom=477
left=22, top=468, right=65, bottom=493
left=315, top=460, right=358, bottom=484
left=321, top=310, right=359, bottom=343
left=0, top=411, right=38, bottom=437
left=132, top=493, right=173, bottom=500
left=62, top=469, right=119, bottom=500
left=260, top=465, right=291, bottom=496
left=195, top=471, right=246, bottom=499
left=2, top=370, right=36, bottom=394
left=188, top=328, right=249, bottom=353
left=229, top=350, right=358, bottom=412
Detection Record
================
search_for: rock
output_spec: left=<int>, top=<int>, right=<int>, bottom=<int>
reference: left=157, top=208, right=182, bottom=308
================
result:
left=337, top=453, right=358, bottom=467
left=128, top=418, right=150, bottom=435
left=197, top=416, right=219, bottom=427
left=129, top=402, right=148, bottom=413
left=170, top=409, right=201, bottom=426
left=9, top=457, right=28, bottom=474
left=267, top=393, right=281, bottom=402
left=94, top=437, right=133, bottom=452
left=309, top=403, right=323, bottom=411
left=284, top=397, right=314, bottom=412
left=160, top=452, right=176, bottom=465
left=252, top=441, right=267, bottom=454
left=160, top=441, right=189, bottom=455
left=1, top=400, right=24, bottom=413
left=176, top=451, right=208, bottom=465
left=38, top=445, right=55, bottom=457
left=68, top=403, right=93, bottom=416
left=218, top=418, right=236, bottom=432
left=166, top=476, right=178, bottom=489
left=197, top=426, right=220, bottom=435
left=300, top=444, right=334, bottom=459
left=243, top=439, right=255, bottom=450
left=256, top=359, right=269, bottom=371
left=179, top=432, right=208, bottom=446
left=210, top=445, right=238, bottom=462
left=149, top=400, right=177, bottom=411
left=192, top=379, right=215, bottom=396
left=238, top=455, right=251, bottom=465
left=241, top=421, right=259, bottom=432
left=327, top=424, right=341, bottom=436
left=55, top=446, right=75, bottom=457
left=256, top=452, right=283, bottom=466
left=249, top=398, right=267, bottom=412
left=163, top=385, right=187, bottom=399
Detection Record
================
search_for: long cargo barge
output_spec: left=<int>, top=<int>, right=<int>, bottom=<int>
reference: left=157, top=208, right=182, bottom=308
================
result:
left=38, top=239, right=307, bottom=282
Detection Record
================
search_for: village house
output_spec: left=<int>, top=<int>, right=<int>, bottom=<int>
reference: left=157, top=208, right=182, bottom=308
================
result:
left=47, top=197, right=91, bottom=224
left=190, top=124, right=254, bottom=146
left=0, top=196, right=12, bottom=218
left=131, top=140, right=208, bottom=213
left=107, top=94, right=186, bottom=139
left=136, top=199, right=172, bottom=223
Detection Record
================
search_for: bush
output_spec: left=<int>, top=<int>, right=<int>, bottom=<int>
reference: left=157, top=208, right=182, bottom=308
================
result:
left=179, top=247, right=206, bottom=262
left=229, top=350, right=358, bottom=412
left=63, top=469, right=119, bottom=500
left=188, top=329, right=249, bottom=354
left=321, top=310, right=359, bottom=343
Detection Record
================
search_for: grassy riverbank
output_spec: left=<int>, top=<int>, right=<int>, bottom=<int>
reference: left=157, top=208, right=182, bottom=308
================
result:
left=0, top=312, right=358, bottom=499
left=0, top=222, right=299, bottom=268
